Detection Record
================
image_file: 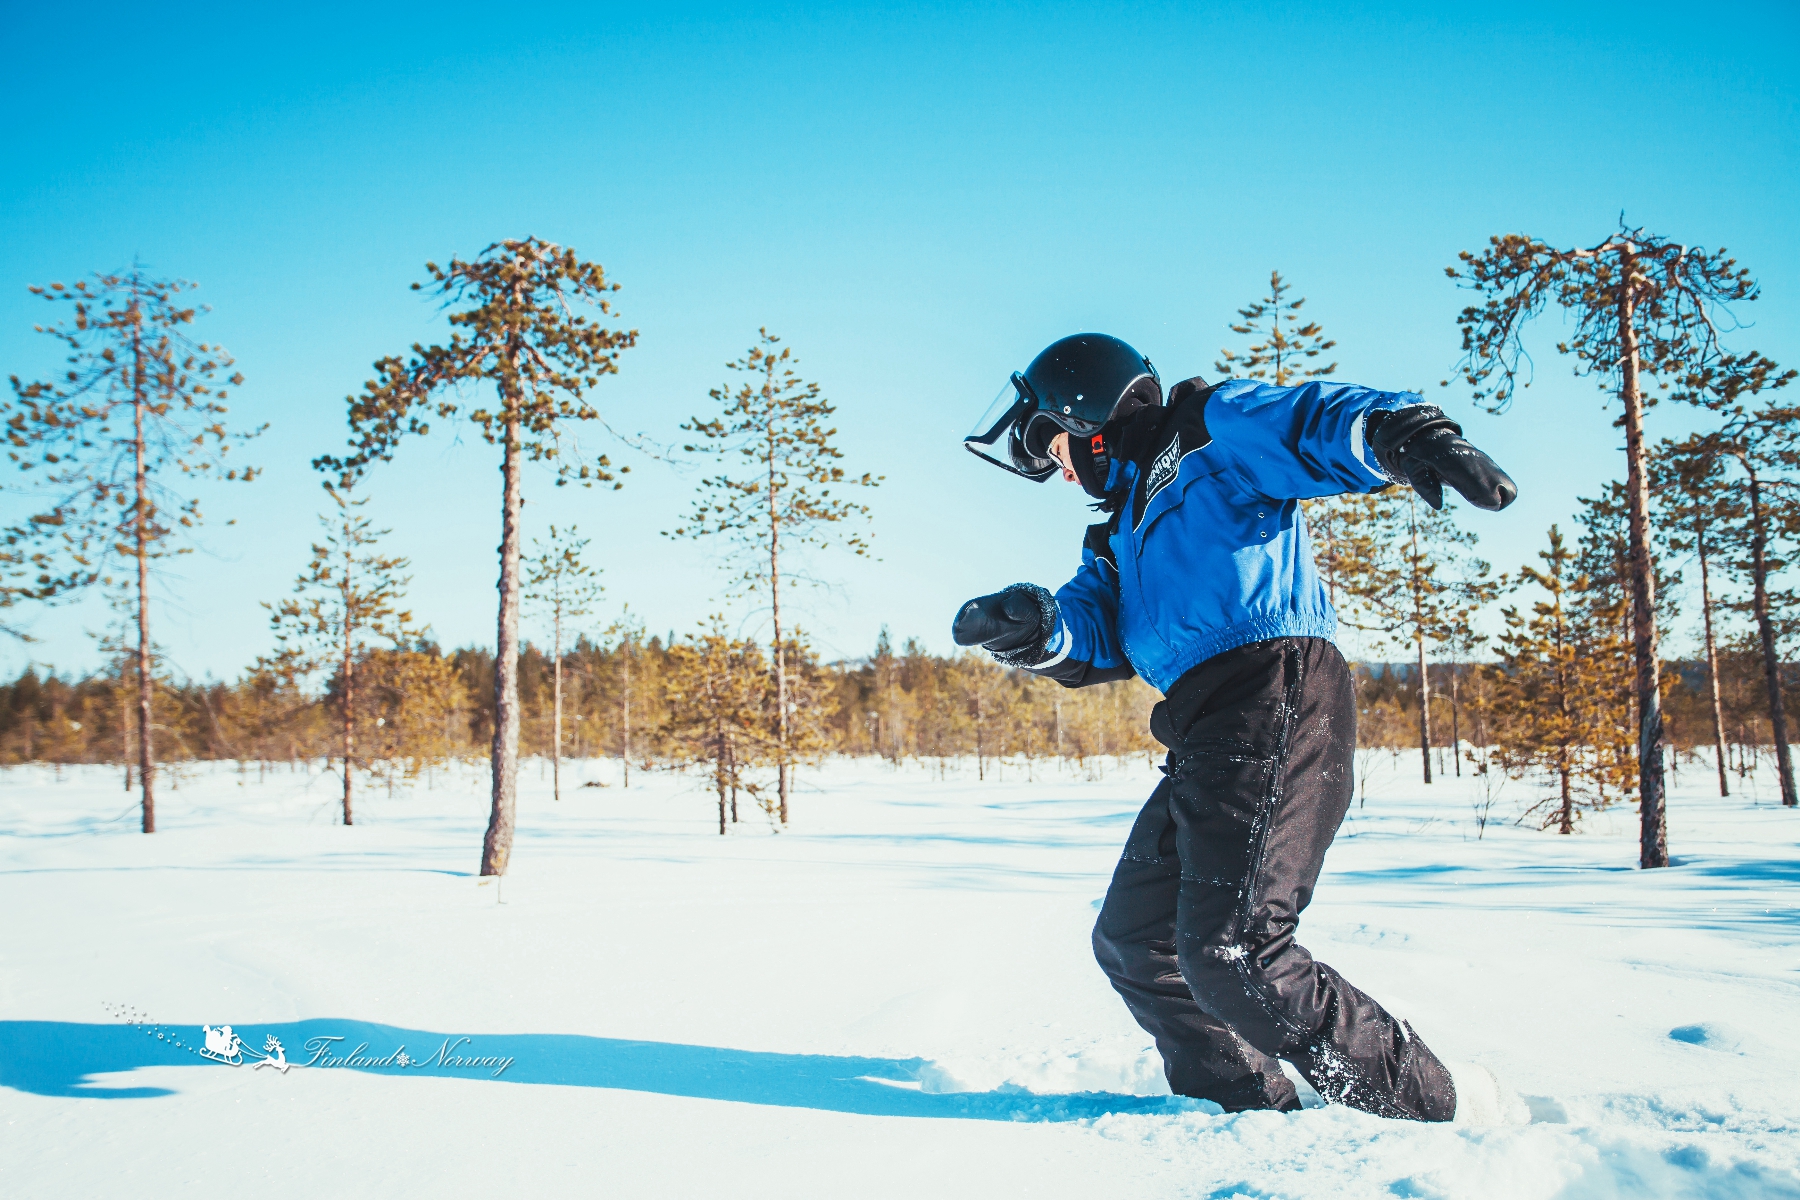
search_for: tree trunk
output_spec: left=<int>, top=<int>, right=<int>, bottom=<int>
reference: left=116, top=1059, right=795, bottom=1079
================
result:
left=340, top=517, right=356, bottom=827
left=1417, top=637, right=1432, bottom=785
left=1617, top=282, right=1669, bottom=867
left=976, top=689, right=985, bottom=782
left=1697, top=530, right=1730, bottom=797
left=1410, top=501, right=1432, bottom=785
left=768, top=424, right=789, bottom=826
left=1558, top=745, right=1573, bottom=834
left=621, top=642, right=632, bottom=788
left=568, top=667, right=581, bottom=759
left=1555, top=592, right=1575, bottom=832
left=1742, top=465, right=1797, bottom=806
left=481, top=415, right=524, bottom=875
left=716, top=721, right=727, bottom=835
left=552, top=606, right=563, bottom=803
left=342, top=617, right=355, bottom=826
left=728, top=735, right=739, bottom=824
left=132, top=343, right=156, bottom=834
left=120, top=679, right=132, bottom=791
left=1450, top=664, right=1462, bottom=777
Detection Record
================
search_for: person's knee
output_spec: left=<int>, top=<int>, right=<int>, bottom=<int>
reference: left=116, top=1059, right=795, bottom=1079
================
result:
left=1180, top=937, right=1240, bottom=990
left=1179, top=935, right=1313, bottom=1049
left=1180, top=939, right=1270, bottom=1019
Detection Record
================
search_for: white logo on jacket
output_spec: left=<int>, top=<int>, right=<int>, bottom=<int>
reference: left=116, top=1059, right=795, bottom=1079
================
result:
left=1144, top=432, right=1182, bottom=504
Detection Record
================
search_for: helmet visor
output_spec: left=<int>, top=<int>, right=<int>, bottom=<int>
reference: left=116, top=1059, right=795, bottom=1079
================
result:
left=963, top=375, right=1057, bottom=481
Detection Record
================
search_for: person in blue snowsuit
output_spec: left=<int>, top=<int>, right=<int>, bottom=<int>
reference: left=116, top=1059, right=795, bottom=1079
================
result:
left=956, top=334, right=1519, bottom=1122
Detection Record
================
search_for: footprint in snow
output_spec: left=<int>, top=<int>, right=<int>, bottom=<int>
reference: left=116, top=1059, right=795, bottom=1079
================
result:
left=1668, top=1022, right=1751, bottom=1054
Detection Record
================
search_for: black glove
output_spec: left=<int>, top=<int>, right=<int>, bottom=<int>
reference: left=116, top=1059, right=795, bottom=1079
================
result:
left=1367, top=405, right=1518, bottom=512
left=952, top=583, right=1058, bottom=666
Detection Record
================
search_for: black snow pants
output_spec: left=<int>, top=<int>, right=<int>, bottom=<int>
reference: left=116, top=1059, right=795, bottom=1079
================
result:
left=1091, top=637, right=1455, bottom=1121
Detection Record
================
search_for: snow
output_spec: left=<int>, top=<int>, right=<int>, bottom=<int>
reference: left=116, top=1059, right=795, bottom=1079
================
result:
left=2, top=751, right=1797, bottom=1199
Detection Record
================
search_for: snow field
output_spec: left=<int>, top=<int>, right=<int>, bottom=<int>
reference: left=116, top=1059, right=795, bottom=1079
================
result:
left=1, top=751, right=1796, bottom=1198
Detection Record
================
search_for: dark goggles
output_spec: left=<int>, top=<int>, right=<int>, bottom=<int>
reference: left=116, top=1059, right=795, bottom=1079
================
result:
left=963, top=370, right=1155, bottom=481
left=963, top=373, right=1060, bottom=481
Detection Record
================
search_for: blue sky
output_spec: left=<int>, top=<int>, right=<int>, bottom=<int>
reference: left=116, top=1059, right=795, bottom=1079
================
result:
left=2, top=0, right=1796, bottom=679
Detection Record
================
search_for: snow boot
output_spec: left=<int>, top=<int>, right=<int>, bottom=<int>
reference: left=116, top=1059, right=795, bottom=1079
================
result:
left=1447, top=1062, right=1530, bottom=1126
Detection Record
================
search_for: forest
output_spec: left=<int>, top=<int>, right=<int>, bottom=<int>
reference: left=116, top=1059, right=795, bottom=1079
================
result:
left=4, top=235, right=1797, bottom=865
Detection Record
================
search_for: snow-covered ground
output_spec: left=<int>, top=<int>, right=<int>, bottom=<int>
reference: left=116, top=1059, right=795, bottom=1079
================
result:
left=2, top=749, right=1796, bottom=1199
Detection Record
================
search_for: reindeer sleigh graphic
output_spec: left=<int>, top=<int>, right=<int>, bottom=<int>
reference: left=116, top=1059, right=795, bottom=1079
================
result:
left=200, top=1025, right=291, bottom=1072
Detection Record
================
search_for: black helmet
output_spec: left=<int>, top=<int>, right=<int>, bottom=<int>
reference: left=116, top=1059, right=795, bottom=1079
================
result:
left=964, top=333, right=1162, bottom=481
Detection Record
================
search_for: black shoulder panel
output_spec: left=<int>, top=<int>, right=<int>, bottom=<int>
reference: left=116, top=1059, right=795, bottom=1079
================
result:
left=1167, top=378, right=1215, bottom=446
left=1165, top=376, right=1211, bottom=409
left=1130, top=379, right=1217, bottom=530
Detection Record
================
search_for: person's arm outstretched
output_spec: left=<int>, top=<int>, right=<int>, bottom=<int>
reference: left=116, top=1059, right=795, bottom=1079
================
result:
left=1206, top=380, right=1516, bottom=510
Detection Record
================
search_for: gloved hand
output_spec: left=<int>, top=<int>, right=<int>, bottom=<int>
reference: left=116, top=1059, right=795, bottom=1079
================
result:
left=952, top=583, right=1058, bottom=665
left=1367, top=405, right=1518, bottom=512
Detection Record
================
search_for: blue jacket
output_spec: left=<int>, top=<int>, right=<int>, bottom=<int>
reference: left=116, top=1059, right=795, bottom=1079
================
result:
left=1027, top=377, right=1412, bottom=694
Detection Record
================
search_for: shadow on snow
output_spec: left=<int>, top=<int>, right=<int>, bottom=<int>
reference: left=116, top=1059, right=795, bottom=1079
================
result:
left=0, top=1019, right=1188, bottom=1122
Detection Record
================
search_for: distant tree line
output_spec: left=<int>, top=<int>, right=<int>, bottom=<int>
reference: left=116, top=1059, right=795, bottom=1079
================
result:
left=0, top=629, right=1157, bottom=790
left=5, top=226, right=1797, bottom=868
left=2, top=627, right=1788, bottom=794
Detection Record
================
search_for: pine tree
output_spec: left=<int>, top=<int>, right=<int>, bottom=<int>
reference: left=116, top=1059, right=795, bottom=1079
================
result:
left=1496, top=527, right=1635, bottom=832
left=1672, top=353, right=1798, bottom=805
left=662, top=618, right=769, bottom=834
left=1722, top=425, right=1798, bottom=809
left=1214, top=271, right=1339, bottom=385
left=1213, top=272, right=1373, bottom=624
left=1334, top=491, right=1493, bottom=782
left=668, top=328, right=878, bottom=824
left=1654, top=441, right=1743, bottom=796
left=319, top=238, right=636, bottom=875
left=1437, top=618, right=1489, bottom=778
left=1571, top=488, right=1657, bottom=806
left=1307, top=491, right=1389, bottom=620
left=5, top=267, right=259, bottom=831
left=1450, top=223, right=1770, bottom=867
left=264, top=486, right=415, bottom=826
left=1671, top=379, right=1799, bottom=806
left=525, top=525, right=602, bottom=802
left=603, top=606, right=647, bottom=787
left=234, top=653, right=315, bottom=779
left=356, top=647, right=469, bottom=783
